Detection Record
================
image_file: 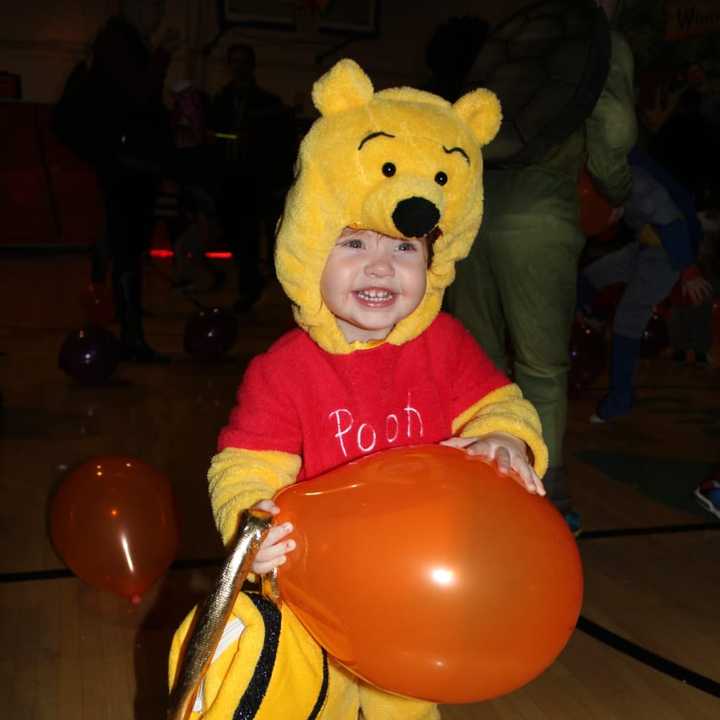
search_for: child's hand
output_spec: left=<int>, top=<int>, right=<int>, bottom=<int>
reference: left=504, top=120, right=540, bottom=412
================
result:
left=441, top=434, right=546, bottom=496
left=250, top=500, right=295, bottom=575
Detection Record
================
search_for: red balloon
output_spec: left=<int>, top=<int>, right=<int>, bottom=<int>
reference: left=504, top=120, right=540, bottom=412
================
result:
left=578, top=167, right=614, bottom=237
left=80, top=283, right=115, bottom=327
left=274, top=445, right=583, bottom=703
left=50, top=456, right=179, bottom=602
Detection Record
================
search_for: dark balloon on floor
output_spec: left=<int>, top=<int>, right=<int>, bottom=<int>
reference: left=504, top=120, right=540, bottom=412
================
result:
left=183, top=307, right=239, bottom=360
left=640, top=312, right=668, bottom=358
left=59, top=327, right=120, bottom=384
left=80, top=283, right=115, bottom=327
left=569, top=320, right=606, bottom=395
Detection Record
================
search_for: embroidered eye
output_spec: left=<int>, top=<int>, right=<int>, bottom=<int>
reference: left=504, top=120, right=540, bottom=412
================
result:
left=435, top=171, right=448, bottom=186
left=382, top=162, right=396, bottom=177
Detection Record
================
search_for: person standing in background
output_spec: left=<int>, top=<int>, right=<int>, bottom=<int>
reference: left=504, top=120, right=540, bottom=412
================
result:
left=91, top=0, right=180, bottom=361
left=448, top=0, right=637, bottom=534
left=210, top=43, right=297, bottom=313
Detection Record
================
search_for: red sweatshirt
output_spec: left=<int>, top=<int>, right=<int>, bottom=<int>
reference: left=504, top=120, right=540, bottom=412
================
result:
left=219, top=313, right=510, bottom=481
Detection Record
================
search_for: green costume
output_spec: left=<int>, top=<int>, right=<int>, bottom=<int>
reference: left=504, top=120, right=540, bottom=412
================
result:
left=448, top=29, right=637, bottom=507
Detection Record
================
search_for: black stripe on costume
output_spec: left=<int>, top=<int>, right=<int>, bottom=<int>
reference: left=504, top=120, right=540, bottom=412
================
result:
left=233, top=594, right=281, bottom=720
left=307, top=650, right=329, bottom=720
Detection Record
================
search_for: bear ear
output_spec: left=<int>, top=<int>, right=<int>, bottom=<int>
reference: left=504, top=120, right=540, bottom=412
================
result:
left=312, top=58, right=374, bottom=116
left=453, top=88, right=502, bottom=147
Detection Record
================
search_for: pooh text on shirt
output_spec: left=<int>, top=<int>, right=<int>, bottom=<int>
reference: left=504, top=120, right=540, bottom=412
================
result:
left=328, top=393, right=424, bottom=457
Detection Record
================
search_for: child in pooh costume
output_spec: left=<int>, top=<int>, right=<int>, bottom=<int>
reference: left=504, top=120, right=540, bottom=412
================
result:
left=168, top=59, right=549, bottom=720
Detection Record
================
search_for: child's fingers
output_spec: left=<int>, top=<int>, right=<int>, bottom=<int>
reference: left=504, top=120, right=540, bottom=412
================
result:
left=262, top=522, right=293, bottom=549
left=257, top=537, right=296, bottom=563
left=253, top=555, right=287, bottom=575
left=494, top=446, right=511, bottom=474
left=440, top=437, right=476, bottom=449
left=512, top=461, right=546, bottom=496
left=462, top=439, right=493, bottom=458
left=253, top=531, right=296, bottom=574
left=523, top=466, right=545, bottom=495
left=253, top=499, right=280, bottom=515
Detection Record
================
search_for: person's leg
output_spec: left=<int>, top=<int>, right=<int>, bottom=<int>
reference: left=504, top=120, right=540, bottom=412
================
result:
left=490, top=220, right=585, bottom=515
left=191, top=186, right=226, bottom=290
left=90, top=227, right=112, bottom=285
left=109, top=171, right=169, bottom=362
left=579, top=241, right=639, bottom=309
left=597, top=246, right=679, bottom=419
left=668, top=302, right=692, bottom=363
left=359, top=684, right=440, bottom=720
left=689, top=301, right=714, bottom=364
left=219, top=174, right=264, bottom=312
left=446, top=228, right=508, bottom=373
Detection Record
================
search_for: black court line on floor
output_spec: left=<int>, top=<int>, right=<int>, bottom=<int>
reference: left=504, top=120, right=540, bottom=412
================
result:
left=580, top=522, right=720, bottom=540
left=577, top=616, right=720, bottom=698
left=2, top=523, right=720, bottom=698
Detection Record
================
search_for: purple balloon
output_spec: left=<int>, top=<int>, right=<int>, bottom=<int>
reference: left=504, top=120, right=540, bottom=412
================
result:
left=59, top=327, right=120, bottom=384
left=184, top=307, right=239, bottom=360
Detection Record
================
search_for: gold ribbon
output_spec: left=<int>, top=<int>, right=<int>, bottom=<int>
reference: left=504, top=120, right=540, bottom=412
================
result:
left=167, top=509, right=274, bottom=720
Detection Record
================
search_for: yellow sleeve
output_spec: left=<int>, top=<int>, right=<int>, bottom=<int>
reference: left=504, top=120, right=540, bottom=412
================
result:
left=208, top=447, right=302, bottom=545
left=451, top=383, right=548, bottom=478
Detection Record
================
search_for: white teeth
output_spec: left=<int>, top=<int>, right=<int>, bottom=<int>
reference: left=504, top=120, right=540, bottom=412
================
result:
left=356, top=289, right=392, bottom=301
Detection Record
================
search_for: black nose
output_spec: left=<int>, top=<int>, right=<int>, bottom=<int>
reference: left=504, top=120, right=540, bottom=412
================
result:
left=392, top=197, right=440, bottom=237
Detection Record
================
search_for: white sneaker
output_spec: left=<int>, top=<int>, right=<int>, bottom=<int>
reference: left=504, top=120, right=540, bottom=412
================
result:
left=589, top=413, right=606, bottom=424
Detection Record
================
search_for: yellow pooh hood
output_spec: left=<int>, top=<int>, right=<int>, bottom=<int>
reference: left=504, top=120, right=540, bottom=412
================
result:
left=275, top=59, right=501, bottom=354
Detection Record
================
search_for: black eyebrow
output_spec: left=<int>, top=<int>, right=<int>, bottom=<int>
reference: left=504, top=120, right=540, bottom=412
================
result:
left=443, top=145, right=470, bottom=164
left=358, top=131, right=396, bottom=150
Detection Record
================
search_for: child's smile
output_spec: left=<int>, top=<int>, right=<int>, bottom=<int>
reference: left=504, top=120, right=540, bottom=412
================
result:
left=353, top=287, right=396, bottom=307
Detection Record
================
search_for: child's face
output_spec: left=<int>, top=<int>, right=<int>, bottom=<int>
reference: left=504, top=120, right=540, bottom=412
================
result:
left=320, top=227, right=428, bottom=343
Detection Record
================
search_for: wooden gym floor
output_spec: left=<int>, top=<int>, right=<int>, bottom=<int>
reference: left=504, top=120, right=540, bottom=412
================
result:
left=0, top=252, right=718, bottom=719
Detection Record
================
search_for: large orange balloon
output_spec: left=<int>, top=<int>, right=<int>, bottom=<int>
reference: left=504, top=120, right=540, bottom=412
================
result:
left=50, top=456, right=179, bottom=602
left=578, top=167, right=614, bottom=237
left=274, top=445, right=583, bottom=703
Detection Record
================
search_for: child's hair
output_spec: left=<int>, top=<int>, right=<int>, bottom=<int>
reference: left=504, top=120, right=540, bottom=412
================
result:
left=425, top=226, right=443, bottom=267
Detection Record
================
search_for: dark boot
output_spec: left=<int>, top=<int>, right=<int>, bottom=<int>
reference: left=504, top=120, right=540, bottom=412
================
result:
left=544, top=466, right=581, bottom=536
left=544, top=466, right=572, bottom=514
left=596, top=333, right=640, bottom=420
left=116, top=271, right=170, bottom=363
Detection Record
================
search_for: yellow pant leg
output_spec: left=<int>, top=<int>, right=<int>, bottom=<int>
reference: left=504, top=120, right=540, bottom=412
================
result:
left=325, top=662, right=362, bottom=719
left=169, top=593, right=361, bottom=719
left=359, top=684, right=440, bottom=720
